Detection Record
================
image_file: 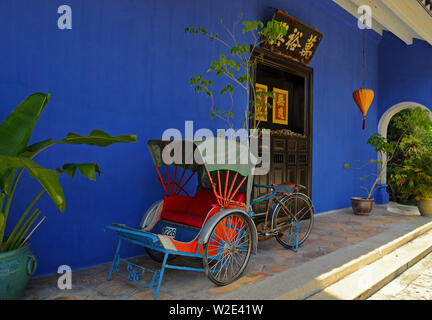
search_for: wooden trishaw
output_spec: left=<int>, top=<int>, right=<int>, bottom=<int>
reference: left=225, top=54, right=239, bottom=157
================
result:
left=106, top=138, right=314, bottom=299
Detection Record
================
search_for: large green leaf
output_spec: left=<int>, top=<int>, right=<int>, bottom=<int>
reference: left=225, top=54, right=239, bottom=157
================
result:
left=0, top=93, right=51, bottom=193
left=0, top=192, right=4, bottom=231
left=0, top=193, right=4, bottom=212
left=0, top=169, right=15, bottom=195
left=0, top=156, right=65, bottom=212
left=0, top=93, right=51, bottom=156
left=19, top=130, right=137, bottom=160
left=57, top=163, right=102, bottom=181
left=19, top=139, right=53, bottom=159
left=0, top=213, right=4, bottom=232
left=58, top=129, right=137, bottom=147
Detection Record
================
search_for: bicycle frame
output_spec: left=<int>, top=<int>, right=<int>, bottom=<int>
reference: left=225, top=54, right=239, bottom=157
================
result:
left=250, top=184, right=311, bottom=251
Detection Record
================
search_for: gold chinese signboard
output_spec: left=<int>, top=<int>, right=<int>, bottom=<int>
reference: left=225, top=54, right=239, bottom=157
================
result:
left=273, top=88, right=289, bottom=125
left=267, top=10, right=323, bottom=66
left=255, top=83, right=268, bottom=122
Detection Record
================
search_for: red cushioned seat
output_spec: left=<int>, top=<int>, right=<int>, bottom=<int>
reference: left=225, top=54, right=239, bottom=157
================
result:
left=187, top=189, right=218, bottom=218
left=232, top=192, right=246, bottom=203
left=160, top=189, right=247, bottom=228
left=162, top=195, right=192, bottom=212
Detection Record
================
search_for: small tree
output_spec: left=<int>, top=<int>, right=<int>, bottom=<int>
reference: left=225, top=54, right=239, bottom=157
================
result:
left=185, top=12, right=288, bottom=133
left=387, top=107, right=432, bottom=202
left=345, top=134, right=397, bottom=200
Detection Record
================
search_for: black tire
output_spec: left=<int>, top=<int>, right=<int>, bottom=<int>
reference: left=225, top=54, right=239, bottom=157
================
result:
left=145, top=248, right=176, bottom=263
left=271, top=193, right=314, bottom=248
left=203, top=212, right=253, bottom=286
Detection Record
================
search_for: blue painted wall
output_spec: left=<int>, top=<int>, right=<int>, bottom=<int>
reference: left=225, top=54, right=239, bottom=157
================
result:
left=0, top=0, right=381, bottom=276
left=379, top=31, right=432, bottom=117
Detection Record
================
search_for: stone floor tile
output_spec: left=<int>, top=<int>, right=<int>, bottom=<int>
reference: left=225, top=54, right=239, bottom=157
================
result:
left=22, top=207, right=416, bottom=300
left=95, top=279, right=138, bottom=297
left=208, top=272, right=268, bottom=296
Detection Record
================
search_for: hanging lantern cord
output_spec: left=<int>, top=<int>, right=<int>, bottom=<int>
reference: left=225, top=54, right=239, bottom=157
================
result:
left=362, top=10, right=366, bottom=88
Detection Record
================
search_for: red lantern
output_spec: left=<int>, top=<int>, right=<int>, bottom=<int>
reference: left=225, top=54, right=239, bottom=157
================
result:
left=353, top=88, right=374, bottom=130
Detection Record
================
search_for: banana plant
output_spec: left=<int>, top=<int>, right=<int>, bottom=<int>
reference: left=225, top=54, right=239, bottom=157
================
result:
left=0, top=93, right=137, bottom=252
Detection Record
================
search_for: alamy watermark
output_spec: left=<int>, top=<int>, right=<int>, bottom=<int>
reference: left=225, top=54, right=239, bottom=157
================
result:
left=58, top=5, right=72, bottom=30
left=57, top=265, right=72, bottom=290
left=358, top=5, right=372, bottom=30
left=161, top=121, right=271, bottom=176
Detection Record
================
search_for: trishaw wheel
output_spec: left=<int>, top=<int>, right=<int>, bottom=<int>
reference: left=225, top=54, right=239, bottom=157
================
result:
left=203, top=213, right=253, bottom=286
left=271, top=193, right=314, bottom=248
left=145, top=248, right=176, bottom=263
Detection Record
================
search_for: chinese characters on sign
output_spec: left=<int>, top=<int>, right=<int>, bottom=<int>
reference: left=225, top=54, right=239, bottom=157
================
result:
left=300, top=35, right=318, bottom=59
left=267, top=10, right=323, bottom=65
left=255, top=83, right=268, bottom=122
left=273, top=88, right=289, bottom=125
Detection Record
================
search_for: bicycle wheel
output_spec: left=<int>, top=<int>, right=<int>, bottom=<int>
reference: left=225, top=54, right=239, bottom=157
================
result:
left=203, top=212, right=253, bottom=286
left=271, top=193, right=314, bottom=248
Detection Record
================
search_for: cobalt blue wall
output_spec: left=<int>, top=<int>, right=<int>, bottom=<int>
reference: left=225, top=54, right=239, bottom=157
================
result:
left=379, top=32, right=432, bottom=117
left=0, top=0, right=380, bottom=276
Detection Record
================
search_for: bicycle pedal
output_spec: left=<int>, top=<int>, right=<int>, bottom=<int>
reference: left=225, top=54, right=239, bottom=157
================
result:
left=264, top=231, right=279, bottom=237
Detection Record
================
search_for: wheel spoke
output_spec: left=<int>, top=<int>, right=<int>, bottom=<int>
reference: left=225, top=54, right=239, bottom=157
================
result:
left=273, top=194, right=314, bottom=248
left=295, top=206, right=312, bottom=221
left=204, top=213, right=251, bottom=285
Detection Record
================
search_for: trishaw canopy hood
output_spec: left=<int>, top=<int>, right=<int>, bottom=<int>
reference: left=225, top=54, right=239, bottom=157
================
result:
left=147, top=138, right=257, bottom=206
left=147, top=138, right=257, bottom=178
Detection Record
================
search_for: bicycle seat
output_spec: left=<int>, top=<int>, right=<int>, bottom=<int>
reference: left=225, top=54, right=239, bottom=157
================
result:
left=272, top=183, right=307, bottom=193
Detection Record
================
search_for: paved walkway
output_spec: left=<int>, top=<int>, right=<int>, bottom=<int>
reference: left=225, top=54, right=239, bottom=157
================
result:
left=22, top=206, right=423, bottom=300
left=369, top=252, right=432, bottom=300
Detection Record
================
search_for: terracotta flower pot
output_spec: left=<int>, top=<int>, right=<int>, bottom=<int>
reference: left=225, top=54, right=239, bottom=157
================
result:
left=351, top=197, right=374, bottom=216
left=418, top=199, right=432, bottom=217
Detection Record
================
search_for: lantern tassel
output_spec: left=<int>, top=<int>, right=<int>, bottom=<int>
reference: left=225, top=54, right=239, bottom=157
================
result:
left=362, top=117, right=366, bottom=130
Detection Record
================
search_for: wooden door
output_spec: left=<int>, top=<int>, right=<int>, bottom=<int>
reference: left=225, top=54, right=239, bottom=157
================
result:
left=250, top=47, right=313, bottom=213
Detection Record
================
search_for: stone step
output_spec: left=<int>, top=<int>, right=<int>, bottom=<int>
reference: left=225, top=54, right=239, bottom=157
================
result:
left=216, top=218, right=432, bottom=300
left=307, top=228, right=432, bottom=300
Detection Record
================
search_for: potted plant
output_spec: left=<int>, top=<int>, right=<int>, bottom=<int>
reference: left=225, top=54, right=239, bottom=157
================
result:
left=345, top=107, right=432, bottom=216
left=0, top=93, right=137, bottom=299
left=391, top=152, right=432, bottom=217
left=345, top=133, right=397, bottom=215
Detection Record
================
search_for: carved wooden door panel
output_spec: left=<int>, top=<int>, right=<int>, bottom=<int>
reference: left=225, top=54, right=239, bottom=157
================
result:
left=250, top=47, right=313, bottom=213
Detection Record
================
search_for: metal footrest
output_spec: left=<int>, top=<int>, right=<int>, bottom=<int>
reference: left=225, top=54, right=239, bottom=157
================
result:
left=105, top=228, right=170, bottom=300
left=107, top=245, right=168, bottom=300
left=115, top=261, right=161, bottom=290
left=105, top=224, right=162, bottom=248
left=105, top=223, right=205, bottom=300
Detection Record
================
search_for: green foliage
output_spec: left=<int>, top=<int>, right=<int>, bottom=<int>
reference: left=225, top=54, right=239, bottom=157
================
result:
left=392, top=152, right=432, bottom=200
left=0, top=213, right=4, bottom=231
left=242, top=20, right=264, bottom=34
left=387, top=108, right=432, bottom=203
left=57, top=163, right=102, bottom=181
left=0, top=156, right=66, bottom=212
left=367, top=133, right=396, bottom=156
left=0, top=93, right=50, bottom=157
left=345, top=133, right=403, bottom=199
left=185, top=12, right=286, bottom=130
left=258, top=20, right=288, bottom=46
left=0, top=93, right=137, bottom=252
left=346, top=107, right=432, bottom=201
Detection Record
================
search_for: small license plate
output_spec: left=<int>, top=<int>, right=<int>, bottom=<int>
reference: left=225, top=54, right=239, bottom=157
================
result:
left=163, top=226, right=177, bottom=238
